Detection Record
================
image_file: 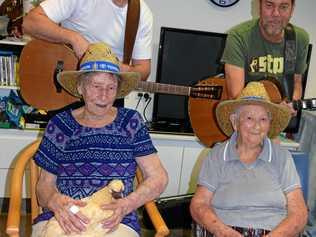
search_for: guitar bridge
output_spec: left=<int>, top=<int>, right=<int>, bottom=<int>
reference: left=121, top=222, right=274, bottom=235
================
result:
left=191, top=85, right=223, bottom=99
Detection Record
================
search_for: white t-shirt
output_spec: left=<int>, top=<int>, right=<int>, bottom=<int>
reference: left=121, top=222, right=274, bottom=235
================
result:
left=40, top=0, right=153, bottom=61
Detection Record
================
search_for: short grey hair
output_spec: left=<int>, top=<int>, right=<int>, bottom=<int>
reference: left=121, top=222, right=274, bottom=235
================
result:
left=231, top=105, right=272, bottom=121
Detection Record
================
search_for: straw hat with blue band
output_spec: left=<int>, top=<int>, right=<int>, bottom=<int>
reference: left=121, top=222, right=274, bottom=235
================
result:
left=216, top=82, right=291, bottom=138
left=57, top=42, right=141, bottom=99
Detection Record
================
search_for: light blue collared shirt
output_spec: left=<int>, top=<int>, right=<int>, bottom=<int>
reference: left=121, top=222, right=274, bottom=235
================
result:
left=198, top=132, right=301, bottom=230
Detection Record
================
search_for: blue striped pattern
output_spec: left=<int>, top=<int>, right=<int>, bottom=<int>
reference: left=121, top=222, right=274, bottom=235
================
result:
left=33, top=107, right=156, bottom=233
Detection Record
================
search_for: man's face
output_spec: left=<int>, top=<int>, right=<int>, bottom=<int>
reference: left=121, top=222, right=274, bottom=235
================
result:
left=259, top=0, right=294, bottom=39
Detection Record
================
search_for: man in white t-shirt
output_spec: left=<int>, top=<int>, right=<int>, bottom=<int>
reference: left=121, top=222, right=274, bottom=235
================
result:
left=23, top=0, right=153, bottom=81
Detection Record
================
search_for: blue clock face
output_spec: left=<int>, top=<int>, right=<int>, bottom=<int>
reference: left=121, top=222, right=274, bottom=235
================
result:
left=210, top=0, right=239, bottom=7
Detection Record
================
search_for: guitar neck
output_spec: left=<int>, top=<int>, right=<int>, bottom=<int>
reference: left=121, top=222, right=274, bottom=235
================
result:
left=136, top=81, right=191, bottom=96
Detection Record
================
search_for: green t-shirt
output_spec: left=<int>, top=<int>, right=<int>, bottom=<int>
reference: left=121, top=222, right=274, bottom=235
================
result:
left=221, top=19, right=310, bottom=83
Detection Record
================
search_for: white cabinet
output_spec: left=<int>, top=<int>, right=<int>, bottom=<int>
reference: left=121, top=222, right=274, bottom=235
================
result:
left=0, top=129, right=207, bottom=198
left=152, top=144, right=183, bottom=197
left=0, top=129, right=301, bottom=199
left=0, top=129, right=42, bottom=197
left=180, top=146, right=210, bottom=195
left=150, top=133, right=206, bottom=197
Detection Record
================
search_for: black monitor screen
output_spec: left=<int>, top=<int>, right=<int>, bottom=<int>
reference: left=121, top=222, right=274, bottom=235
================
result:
left=152, top=27, right=227, bottom=133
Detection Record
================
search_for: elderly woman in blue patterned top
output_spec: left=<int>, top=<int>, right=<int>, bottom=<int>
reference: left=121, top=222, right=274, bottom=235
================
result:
left=190, top=82, right=307, bottom=237
left=31, top=42, right=168, bottom=237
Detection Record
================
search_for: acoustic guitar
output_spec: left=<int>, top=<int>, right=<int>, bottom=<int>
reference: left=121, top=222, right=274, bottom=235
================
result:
left=18, top=39, right=229, bottom=147
left=19, top=39, right=80, bottom=111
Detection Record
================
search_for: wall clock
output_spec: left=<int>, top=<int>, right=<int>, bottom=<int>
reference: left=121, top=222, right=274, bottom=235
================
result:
left=210, top=0, right=240, bottom=7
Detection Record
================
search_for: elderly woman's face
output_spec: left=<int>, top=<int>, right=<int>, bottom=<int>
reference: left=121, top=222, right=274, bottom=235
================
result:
left=231, top=104, right=271, bottom=146
left=78, top=72, right=118, bottom=114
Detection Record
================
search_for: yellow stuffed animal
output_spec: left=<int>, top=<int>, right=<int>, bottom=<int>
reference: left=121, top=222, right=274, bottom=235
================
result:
left=40, top=180, right=124, bottom=237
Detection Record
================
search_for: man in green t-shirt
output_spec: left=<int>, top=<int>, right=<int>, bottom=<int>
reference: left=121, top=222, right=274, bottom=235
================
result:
left=221, top=0, right=309, bottom=113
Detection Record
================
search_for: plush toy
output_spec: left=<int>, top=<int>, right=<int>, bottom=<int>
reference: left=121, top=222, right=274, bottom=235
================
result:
left=40, top=180, right=124, bottom=237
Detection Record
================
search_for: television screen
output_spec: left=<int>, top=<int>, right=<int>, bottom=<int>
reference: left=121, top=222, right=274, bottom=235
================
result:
left=151, top=27, right=227, bottom=133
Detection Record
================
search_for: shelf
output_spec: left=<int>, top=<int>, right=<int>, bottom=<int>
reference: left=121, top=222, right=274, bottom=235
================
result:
left=0, top=85, right=19, bottom=90
left=0, top=38, right=28, bottom=46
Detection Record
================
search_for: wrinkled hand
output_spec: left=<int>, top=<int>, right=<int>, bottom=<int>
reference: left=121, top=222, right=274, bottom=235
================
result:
left=213, top=226, right=243, bottom=237
left=48, top=192, right=89, bottom=235
left=100, top=198, right=129, bottom=233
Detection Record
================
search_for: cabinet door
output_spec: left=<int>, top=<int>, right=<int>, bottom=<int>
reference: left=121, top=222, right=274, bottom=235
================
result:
left=0, top=129, right=39, bottom=197
left=152, top=139, right=184, bottom=197
left=179, top=147, right=209, bottom=195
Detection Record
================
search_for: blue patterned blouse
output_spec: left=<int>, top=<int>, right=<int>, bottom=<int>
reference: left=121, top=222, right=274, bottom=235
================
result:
left=33, top=107, right=157, bottom=233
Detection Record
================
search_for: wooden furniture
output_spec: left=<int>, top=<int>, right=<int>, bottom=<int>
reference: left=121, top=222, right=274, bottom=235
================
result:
left=6, top=139, right=169, bottom=237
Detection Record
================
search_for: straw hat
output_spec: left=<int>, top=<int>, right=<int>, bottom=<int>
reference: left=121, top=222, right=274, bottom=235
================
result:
left=216, top=82, right=291, bottom=138
left=57, top=42, right=141, bottom=98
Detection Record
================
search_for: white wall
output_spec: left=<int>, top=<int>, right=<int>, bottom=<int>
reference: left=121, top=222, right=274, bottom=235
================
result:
left=145, top=0, right=316, bottom=99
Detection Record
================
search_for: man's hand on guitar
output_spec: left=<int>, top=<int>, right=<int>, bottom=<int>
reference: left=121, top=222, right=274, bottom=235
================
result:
left=70, top=34, right=90, bottom=59
left=119, top=62, right=131, bottom=73
left=280, top=100, right=297, bottom=116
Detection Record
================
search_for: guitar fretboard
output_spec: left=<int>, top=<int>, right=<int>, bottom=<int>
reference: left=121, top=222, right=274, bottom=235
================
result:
left=136, top=81, right=190, bottom=96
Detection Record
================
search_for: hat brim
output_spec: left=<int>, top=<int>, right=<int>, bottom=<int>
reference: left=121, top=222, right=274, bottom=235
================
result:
left=215, top=99, right=291, bottom=138
left=57, top=70, right=141, bottom=99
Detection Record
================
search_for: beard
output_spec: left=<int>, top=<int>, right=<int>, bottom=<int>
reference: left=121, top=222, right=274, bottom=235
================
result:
left=261, top=19, right=286, bottom=37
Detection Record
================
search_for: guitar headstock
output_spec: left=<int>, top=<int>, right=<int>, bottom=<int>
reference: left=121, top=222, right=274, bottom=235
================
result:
left=190, top=85, right=223, bottom=100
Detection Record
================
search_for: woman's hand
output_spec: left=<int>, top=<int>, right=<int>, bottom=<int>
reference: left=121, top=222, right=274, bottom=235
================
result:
left=100, top=198, right=129, bottom=232
left=48, top=192, right=89, bottom=235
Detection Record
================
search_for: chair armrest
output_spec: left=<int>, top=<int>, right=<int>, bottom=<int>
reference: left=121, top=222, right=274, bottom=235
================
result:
left=6, top=139, right=41, bottom=236
left=143, top=201, right=170, bottom=237
left=136, top=168, right=170, bottom=237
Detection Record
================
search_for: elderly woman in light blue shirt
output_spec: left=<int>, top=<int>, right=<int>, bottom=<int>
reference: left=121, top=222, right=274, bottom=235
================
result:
left=190, top=82, right=307, bottom=237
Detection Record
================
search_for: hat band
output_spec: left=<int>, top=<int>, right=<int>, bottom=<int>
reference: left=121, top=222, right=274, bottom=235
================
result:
left=80, top=61, right=120, bottom=73
left=241, top=96, right=266, bottom=101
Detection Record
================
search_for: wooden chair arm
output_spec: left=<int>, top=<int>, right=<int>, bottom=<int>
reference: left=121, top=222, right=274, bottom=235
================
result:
left=6, top=139, right=41, bottom=237
left=136, top=168, right=170, bottom=237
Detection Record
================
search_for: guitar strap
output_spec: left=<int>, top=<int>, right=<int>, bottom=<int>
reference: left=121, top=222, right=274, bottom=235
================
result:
left=123, top=0, right=140, bottom=64
left=282, top=23, right=296, bottom=100
left=114, top=0, right=140, bottom=107
left=283, top=23, right=300, bottom=134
